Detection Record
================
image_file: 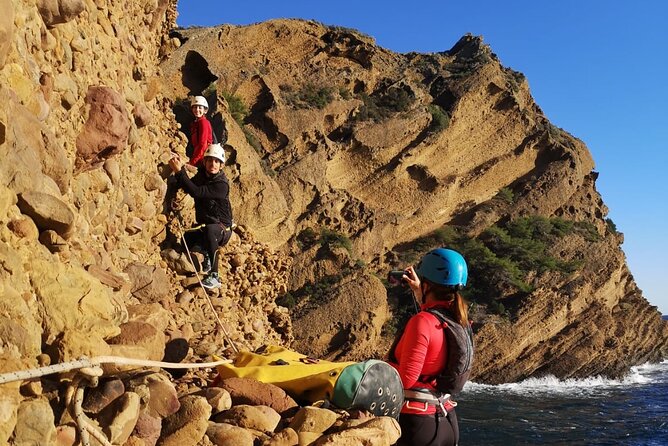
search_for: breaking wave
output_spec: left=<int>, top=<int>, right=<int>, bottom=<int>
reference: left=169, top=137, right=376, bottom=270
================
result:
left=463, top=359, right=667, bottom=397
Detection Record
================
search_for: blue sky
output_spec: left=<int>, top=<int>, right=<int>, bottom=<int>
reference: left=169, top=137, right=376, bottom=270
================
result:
left=177, top=1, right=668, bottom=314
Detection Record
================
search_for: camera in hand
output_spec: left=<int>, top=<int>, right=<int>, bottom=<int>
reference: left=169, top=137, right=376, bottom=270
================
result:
left=387, top=270, right=407, bottom=286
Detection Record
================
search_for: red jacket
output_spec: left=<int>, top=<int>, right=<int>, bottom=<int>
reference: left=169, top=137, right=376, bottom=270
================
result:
left=391, top=301, right=452, bottom=415
left=189, top=116, right=213, bottom=166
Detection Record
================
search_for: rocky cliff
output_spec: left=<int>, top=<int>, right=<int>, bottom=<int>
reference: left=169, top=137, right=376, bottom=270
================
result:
left=0, top=1, right=666, bottom=444
left=161, top=19, right=668, bottom=381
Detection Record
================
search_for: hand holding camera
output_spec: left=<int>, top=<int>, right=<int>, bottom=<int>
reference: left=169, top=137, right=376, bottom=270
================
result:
left=387, top=270, right=408, bottom=286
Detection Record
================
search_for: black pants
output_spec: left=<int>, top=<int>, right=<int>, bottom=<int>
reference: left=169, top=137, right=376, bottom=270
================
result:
left=397, top=410, right=459, bottom=446
left=184, top=223, right=231, bottom=273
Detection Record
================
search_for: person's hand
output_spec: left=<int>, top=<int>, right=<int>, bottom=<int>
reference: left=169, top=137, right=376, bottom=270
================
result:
left=404, top=266, right=422, bottom=301
left=168, top=154, right=183, bottom=173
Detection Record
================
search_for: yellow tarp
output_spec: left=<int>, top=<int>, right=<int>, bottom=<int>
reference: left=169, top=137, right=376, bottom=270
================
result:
left=217, top=345, right=356, bottom=403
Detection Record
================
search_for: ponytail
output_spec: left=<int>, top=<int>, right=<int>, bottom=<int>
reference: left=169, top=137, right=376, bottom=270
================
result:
left=426, top=280, right=470, bottom=327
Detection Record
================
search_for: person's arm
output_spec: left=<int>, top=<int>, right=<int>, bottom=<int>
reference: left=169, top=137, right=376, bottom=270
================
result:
left=176, top=169, right=228, bottom=200
left=189, top=118, right=213, bottom=166
left=396, top=314, right=431, bottom=389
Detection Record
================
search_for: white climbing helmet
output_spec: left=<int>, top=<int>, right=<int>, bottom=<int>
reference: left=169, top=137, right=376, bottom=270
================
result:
left=191, top=95, right=209, bottom=110
left=203, top=143, right=225, bottom=163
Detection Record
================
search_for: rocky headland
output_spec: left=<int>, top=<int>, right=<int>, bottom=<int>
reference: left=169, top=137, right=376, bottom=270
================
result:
left=0, top=0, right=666, bottom=444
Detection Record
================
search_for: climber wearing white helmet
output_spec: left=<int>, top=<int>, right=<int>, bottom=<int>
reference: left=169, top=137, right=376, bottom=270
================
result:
left=187, top=95, right=214, bottom=167
left=169, top=143, right=233, bottom=290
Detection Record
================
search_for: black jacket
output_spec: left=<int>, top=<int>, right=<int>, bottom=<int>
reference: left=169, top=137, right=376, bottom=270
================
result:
left=176, top=168, right=233, bottom=227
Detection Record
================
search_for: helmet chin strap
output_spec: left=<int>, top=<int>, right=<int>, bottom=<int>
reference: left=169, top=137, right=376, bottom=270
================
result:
left=420, top=282, right=427, bottom=306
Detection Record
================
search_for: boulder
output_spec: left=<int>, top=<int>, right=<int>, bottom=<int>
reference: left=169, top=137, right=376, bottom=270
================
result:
left=13, top=398, right=56, bottom=445
left=133, top=103, right=153, bottom=127
left=7, top=217, right=39, bottom=240
left=262, top=427, right=299, bottom=446
left=124, top=263, right=171, bottom=303
left=355, top=417, right=401, bottom=444
left=126, top=373, right=180, bottom=419
left=86, top=265, right=130, bottom=292
left=99, top=392, right=141, bottom=445
left=39, top=230, right=69, bottom=254
left=0, top=0, right=13, bottom=68
left=158, top=395, right=211, bottom=446
left=219, top=377, right=298, bottom=415
left=127, top=303, right=172, bottom=333
left=108, top=321, right=165, bottom=361
left=17, top=191, right=74, bottom=238
left=202, top=387, right=232, bottom=415
left=206, top=422, right=254, bottom=446
left=31, top=259, right=124, bottom=343
left=37, top=0, right=85, bottom=26
left=132, top=412, right=162, bottom=446
left=288, top=406, right=338, bottom=434
left=214, top=404, right=281, bottom=433
left=82, top=378, right=125, bottom=414
left=313, top=426, right=391, bottom=446
left=53, top=330, right=111, bottom=362
left=75, top=86, right=130, bottom=169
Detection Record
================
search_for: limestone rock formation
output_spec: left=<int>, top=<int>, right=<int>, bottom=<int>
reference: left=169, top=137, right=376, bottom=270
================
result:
left=163, top=20, right=668, bottom=381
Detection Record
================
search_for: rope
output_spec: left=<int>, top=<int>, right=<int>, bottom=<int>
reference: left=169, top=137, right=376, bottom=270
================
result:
left=0, top=356, right=231, bottom=385
left=67, top=373, right=113, bottom=446
left=174, top=211, right=240, bottom=354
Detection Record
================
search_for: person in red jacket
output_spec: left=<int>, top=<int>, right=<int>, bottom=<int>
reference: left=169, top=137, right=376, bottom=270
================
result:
left=188, top=95, right=214, bottom=167
left=389, top=248, right=472, bottom=446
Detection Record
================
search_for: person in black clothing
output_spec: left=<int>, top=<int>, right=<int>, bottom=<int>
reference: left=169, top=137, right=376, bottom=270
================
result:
left=168, top=143, right=233, bottom=289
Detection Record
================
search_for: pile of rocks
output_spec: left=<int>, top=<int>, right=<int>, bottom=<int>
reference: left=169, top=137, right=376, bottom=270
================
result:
left=14, top=370, right=400, bottom=446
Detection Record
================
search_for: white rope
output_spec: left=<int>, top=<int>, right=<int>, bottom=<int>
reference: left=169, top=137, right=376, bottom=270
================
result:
left=0, top=356, right=231, bottom=385
left=67, top=374, right=113, bottom=446
left=177, top=216, right=241, bottom=354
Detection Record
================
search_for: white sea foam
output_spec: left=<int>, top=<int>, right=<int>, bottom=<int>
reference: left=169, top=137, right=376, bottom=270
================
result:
left=464, top=360, right=667, bottom=397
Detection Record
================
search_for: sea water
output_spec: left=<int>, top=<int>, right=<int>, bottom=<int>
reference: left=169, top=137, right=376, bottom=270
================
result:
left=458, top=359, right=668, bottom=445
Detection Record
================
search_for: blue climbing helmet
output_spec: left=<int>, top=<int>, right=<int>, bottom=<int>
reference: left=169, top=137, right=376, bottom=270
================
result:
left=416, top=248, right=468, bottom=288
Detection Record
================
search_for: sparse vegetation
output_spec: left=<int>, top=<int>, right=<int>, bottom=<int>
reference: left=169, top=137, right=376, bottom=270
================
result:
left=222, top=91, right=248, bottom=126
left=606, top=217, right=618, bottom=233
left=354, top=86, right=415, bottom=122
left=319, top=227, right=353, bottom=255
left=242, top=127, right=261, bottom=153
left=339, top=87, right=352, bottom=100
left=276, top=272, right=345, bottom=309
left=282, top=83, right=334, bottom=109
left=496, top=187, right=514, bottom=204
left=394, top=216, right=593, bottom=308
left=507, top=70, right=526, bottom=93
left=428, top=104, right=450, bottom=133
left=202, top=81, right=217, bottom=98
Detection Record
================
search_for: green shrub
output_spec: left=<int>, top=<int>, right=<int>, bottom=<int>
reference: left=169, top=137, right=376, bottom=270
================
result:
left=496, top=187, right=514, bottom=204
left=284, top=83, right=334, bottom=109
left=605, top=217, right=618, bottom=233
left=339, top=87, right=352, bottom=100
left=202, top=81, right=217, bottom=97
left=355, top=86, right=415, bottom=122
left=574, top=221, right=601, bottom=242
left=320, top=228, right=353, bottom=254
left=297, top=227, right=319, bottom=250
left=276, top=292, right=296, bottom=309
left=242, top=127, right=261, bottom=153
left=222, top=91, right=248, bottom=126
left=394, top=216, right=589, bottom=308
left=428, top=104, right=450, bottom=133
